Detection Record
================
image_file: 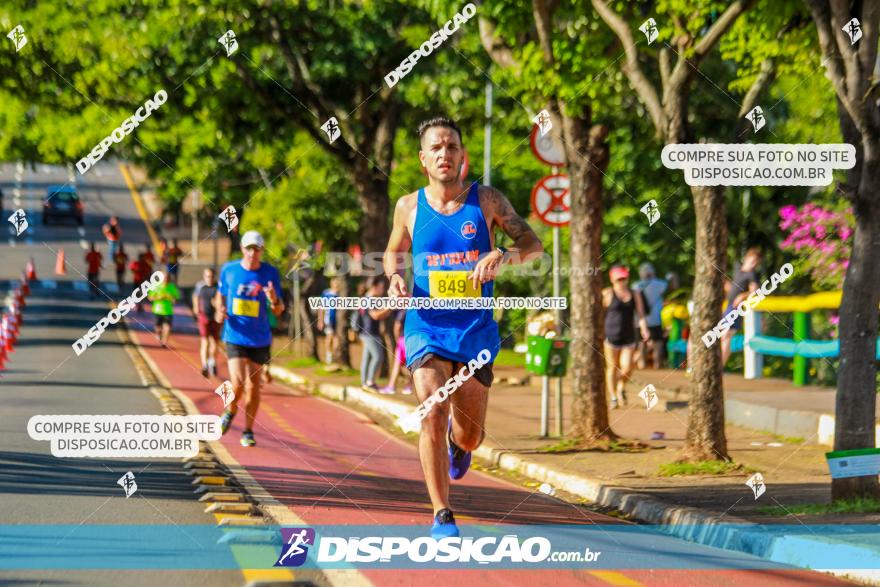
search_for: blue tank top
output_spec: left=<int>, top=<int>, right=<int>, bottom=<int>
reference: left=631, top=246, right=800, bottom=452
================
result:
left=404, top=182, right=500, bottom=367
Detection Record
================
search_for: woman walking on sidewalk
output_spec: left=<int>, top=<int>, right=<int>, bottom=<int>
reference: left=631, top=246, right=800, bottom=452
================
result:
left=603, top=265, right=650, bottom=408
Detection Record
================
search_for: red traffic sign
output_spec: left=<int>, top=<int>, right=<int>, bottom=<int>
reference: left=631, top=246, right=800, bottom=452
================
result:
left=531, top=174, right=570, bottom=227
left=530, top=124, right=566, bottom=167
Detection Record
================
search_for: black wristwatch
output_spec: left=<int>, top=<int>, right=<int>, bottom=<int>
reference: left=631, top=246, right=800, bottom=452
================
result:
left=496, top=245, right=509, bottom=264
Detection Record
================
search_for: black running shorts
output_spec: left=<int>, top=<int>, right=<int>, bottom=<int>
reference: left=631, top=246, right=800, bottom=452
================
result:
left=226, top=343, right=271, bottom=365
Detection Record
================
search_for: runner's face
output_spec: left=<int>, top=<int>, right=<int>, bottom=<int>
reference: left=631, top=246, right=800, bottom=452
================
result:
left=419, top=127, right=463, bottom=183
left=242, top=245, right=263, bottom=263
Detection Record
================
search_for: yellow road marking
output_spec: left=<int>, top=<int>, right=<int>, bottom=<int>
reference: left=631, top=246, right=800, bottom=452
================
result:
left=119, top=163, right=161, bottom=251
left=212, top=513, right=296, bottom=582
left=588, top=571, right=643, bottom=586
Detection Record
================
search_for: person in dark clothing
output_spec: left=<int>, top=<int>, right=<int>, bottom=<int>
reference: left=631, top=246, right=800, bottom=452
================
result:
left=358, top=276, right=391, bottom=391
left=722, top=247, right=762, bottom=364
left=603, top=265, right=649, bottom=408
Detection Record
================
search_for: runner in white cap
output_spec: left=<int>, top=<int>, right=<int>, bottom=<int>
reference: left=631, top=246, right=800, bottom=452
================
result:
left=215, top=230, right=284, bottom=447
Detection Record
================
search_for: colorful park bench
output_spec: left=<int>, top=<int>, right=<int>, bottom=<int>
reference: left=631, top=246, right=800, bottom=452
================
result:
left=663, top=293, right=880, bottom=386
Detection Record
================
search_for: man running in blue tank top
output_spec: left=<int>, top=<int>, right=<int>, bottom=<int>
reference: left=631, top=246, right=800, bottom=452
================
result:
left=384, top=117, right=543, bottom=539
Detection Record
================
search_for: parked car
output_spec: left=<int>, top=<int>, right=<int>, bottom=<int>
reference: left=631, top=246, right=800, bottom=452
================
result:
left=43, top=185, right=83, bottom=225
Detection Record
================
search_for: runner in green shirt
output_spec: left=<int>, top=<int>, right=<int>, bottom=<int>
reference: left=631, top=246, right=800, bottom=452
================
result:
left=148, top=271, right=181, bottom=348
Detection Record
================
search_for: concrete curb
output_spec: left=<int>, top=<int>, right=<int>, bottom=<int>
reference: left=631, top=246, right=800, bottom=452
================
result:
left=654, top=387, right=880, bottom=447
left=270, top=364, right=880, bottom=584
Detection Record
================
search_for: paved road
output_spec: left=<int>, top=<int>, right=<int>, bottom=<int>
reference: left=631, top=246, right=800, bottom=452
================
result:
left=0, top=162, right=322, bottom=586
left=0, top=162, right=853, bottom=586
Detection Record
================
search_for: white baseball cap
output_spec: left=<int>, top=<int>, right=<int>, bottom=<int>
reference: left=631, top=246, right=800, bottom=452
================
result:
left=241, top=230, right=265, bottom=249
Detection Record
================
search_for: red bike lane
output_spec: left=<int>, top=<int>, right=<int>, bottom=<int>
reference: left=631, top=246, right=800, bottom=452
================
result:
left=125, top=308, right=848, bottom=586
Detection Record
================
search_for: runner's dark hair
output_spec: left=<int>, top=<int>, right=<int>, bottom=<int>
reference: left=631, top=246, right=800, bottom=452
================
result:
left=418, top=116, right=463, bottom=146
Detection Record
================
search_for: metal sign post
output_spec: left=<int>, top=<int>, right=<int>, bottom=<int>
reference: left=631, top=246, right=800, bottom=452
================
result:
left=530, top=123, right=568, bottom=438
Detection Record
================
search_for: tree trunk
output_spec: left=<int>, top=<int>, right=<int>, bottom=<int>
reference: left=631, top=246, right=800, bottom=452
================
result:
left=832, top=143, right=880, bottom=501
left=353, top=158, right=391, bottom=254
left=299, top=271, right=321, bottom=361
left=564, top=115, right=614, bottom=442
left=682, top=184, right=729, bottom=461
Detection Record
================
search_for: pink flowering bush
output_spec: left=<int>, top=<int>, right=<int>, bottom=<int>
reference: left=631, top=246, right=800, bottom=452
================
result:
left=779, top=203, right=854, bottom=289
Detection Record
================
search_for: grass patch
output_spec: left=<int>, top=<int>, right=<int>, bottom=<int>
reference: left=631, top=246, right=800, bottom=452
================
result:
left=539, top=438, right=649, bottom=454
left=285, top=356, right=320, bottom=369
left=316, top=365, right=358, bottom=377
left=494, top=348, right=525, bottom=368
left=658, top=460, right=753, bottom=477
left=539, top=438, right=581, bottom=453
left=757, top=497, right=880, bottom=516
left=774, top=434, right=805, bottom=444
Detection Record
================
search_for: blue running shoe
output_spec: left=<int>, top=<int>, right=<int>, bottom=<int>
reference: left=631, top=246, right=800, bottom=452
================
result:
left=431, top=508, right=459, bottom=539
left=448, top=420, right=472, bottom=480
left=240, top=430, right=256, bottom=447
left=220, top=409, right=236, bottom=435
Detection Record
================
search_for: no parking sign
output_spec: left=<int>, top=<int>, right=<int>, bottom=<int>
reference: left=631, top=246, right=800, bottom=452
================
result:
left=530, top=174, right=570, bottom=227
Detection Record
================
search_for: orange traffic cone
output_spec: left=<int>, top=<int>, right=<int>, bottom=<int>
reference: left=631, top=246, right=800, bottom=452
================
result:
left=13, top=288, right=24, bottom=309
left=26, top=257, right=37, bottom=281
left=21, top=274, right=30, bottom=297
left=55, top=249, right=66, bottom=276
left=2, top=317, right=13, bottom=353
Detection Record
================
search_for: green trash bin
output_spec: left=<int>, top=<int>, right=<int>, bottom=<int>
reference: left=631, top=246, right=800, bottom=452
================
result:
left=525, top=336, right=570, bottom=377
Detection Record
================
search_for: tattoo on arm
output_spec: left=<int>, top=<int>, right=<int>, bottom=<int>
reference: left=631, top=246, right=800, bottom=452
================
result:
left=484, top=186, right=533, bottom=240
